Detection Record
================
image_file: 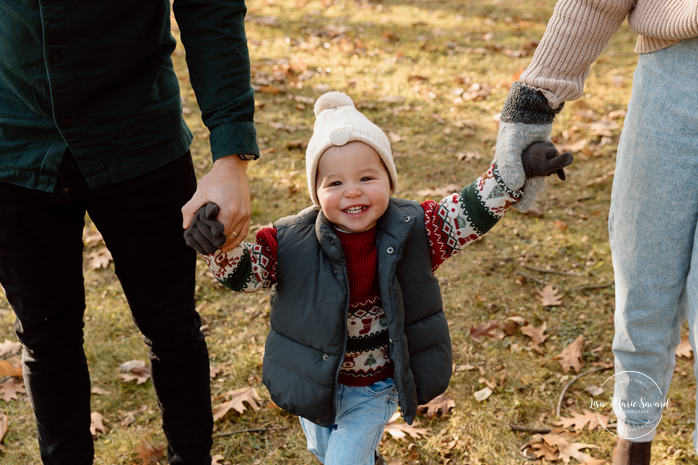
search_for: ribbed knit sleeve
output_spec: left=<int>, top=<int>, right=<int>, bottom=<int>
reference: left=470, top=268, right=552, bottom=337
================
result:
left=520, top=0, right=634, bottom=108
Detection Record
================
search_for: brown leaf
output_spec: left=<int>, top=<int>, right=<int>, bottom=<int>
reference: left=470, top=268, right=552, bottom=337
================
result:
left=499, top=320, right=518, bottom=336
left=0, top=413, right=7, bottom=443
left=212, top=454, right=225, bottom=465
left=417, top=184, right=460, bottom=198
left=474, top=386, right=492, bottom=401
left=554, top=409, right=608, bottom=431
left=210, top=365, right=222, bottom=379
left=553, top=220, right=568, bottom=232
left=469, top=322, right=498, bottom=341
left=121, top=405, right=148, bottom=427
left=90, top=412, right=108, bottom=436
left=0, top=377, right=25, bottom=402
left=0, top=339, right=21, bottom=357
left=91, top=386, right=112, bottom=396
left=542, top=433, right=599, bottom=464
left=539, top=284, right=563, bottom=307
left=87, top=247, right=112, bottom=270
left=556, top=335, right=585, bottom=373
left=0, top=360, right=22, bottom=378
left=118, top=360, right=151, bottom=385
left=676, top=335, right=692, bottom=358
left=212, top=386, right=262, bottom=421
left=520, top=322, right=548, bottom=345
left=137, top=438, right=166, bottom=464
left=383, top=412, right=429, bottom=441
left=478, top=376, right=497, bottom=390
left=257, top=85, right=284, bottom=94
left=416, top=393, right=455, bottom=417
left=532, top=441, right=558, bottom=460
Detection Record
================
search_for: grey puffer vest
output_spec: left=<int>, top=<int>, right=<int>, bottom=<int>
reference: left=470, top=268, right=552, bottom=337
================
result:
left=262, top=198, right=452, bottom=427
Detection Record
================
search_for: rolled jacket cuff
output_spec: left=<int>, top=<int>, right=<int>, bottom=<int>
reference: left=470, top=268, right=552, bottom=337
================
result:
left=210, top=122, right=260, bottom=161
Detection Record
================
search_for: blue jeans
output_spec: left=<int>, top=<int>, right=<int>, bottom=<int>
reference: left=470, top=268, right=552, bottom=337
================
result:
left=0, top=152, right=212, bottom=464
left=610, top=37, right=698, bottom=444
left=300, top=378, right=398, bottom=465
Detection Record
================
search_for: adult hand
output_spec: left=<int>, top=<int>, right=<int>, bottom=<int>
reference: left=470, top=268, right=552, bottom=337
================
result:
left=182, top=155, right=250, bottom=252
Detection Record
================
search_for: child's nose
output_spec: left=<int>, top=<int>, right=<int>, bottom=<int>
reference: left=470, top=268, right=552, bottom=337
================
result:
left=345, top=185, right=361, bottom=197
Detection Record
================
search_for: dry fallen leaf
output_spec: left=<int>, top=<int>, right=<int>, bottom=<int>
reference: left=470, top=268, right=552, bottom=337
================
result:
left=532, top=441, right=558, bottom=460
left=0, top=413, right=7, bottom=443
left=676, top=335, right=692, bottom=358
left=0, top=340, right=21, bottom=357
left=0, top=378, right=25, bottom=402
left=469, top=322, right=498, bottom=341
left=474, top=386, right=492, bottom=402
left=499, top=320, right=518, bottom=336
left=137, top=437, right=166, bottom=464
left=210, top=365, right=222, bottom=379
left=383, top=412, right=429, bottom=441
left=90, top=412, right=108, bottom=436
left=417, top=184, right=461, bottom=198
left=417, top=393, right=455, bottom=417
left=521, top=322, right=549, bottom=346
left=0, top=360, right=22, bottom=378
left=539, top=284, right=563, bottom=306
left=91, top=386, right=112, bottom=396
left=555, top=409, right=609, bottom=432
left=556, top=335, right=585, bottom=373
left=542, top=432, right=599, bottom=464
left=87, top=247, right=112, bottom=270
left=212, top=454, right=225, bottom=465
left=121, top=405, right=148, bottom=427
left=118, top=360, right=151, bottom=385
left=212, top=386, right=262, bottom=421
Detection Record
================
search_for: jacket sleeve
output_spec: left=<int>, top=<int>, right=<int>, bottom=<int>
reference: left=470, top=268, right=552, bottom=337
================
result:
left=520, top=0, right=635, bottom=108
left=173, top=0, right=259, bottom=160
left=423, top=162, right=522, bottom=271
left=202, top=228, right=278, bottom=292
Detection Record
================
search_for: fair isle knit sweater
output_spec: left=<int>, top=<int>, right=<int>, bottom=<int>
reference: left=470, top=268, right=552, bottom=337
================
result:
left=203, top=162, right=521, bottom=386
left=521, top=0, right=698, bottom=108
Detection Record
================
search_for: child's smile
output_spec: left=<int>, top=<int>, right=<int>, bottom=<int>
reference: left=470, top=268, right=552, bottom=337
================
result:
left=315, top=141, right=393, bottom=233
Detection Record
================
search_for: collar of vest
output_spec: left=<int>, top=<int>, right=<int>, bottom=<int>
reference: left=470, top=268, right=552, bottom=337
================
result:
left=312, top=199, right=418, bottom=263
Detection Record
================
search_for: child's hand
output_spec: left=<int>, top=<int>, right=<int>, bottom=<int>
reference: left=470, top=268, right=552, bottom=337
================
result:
left=183, top=202, right=227, bottom=255
left=521, top=141, right=574, bottom=180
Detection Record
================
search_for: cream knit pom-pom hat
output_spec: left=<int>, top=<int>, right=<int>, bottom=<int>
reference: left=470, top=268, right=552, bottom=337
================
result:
left=306, top=91, right=397, bottom=206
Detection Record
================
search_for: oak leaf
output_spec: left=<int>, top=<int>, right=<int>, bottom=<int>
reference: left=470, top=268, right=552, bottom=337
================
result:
left=383, top=412, right=428, bottom=441
left=416, top=393, right=455, bottom=417
left=556, top=335, right=585, bottom=373
left=0, top=360, right=22, bottom=378
left=499, top=320, right=518, bottom=335
left=539, top=284, right=562, bottom=306
left=0, top=413, right=7, bottom=443
left=542, top=433, right=599, bottom=464
left=469, top=322, right=498, bottom=341
left=137, top=438, right=166, bottom=464
left=0, top=377, right=25, bottom=402
left=555, top=409, right=609, bottom=432
left=676, top=335, right=692, bottom=358
left=0, top=340, right=21, bottom=357
left=118, top=360, right=151, bottom=385
left=212, top=386, right=262, bottom=421
left=532, top=441, right=558, bottom=460
left=87, top=247, right=112, bottom=270
left=90, top=412, right=107, bottom=436
left=521, top=322, right=548, bottom=346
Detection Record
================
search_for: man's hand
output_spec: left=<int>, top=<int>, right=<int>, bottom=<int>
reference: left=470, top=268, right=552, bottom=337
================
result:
left=182, top=155, right=250, bottom=252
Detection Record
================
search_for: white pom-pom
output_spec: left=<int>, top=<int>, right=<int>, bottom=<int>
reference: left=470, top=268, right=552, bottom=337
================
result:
left=313, top=92, right=355, bottom=116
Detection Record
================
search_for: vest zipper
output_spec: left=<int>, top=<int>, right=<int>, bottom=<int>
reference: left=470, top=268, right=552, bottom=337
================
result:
left=331, top=264, right=350, bottom=424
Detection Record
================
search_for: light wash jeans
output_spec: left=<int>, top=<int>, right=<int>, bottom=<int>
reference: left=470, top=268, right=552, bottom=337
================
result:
left=299, top=378, right=398, bottom=465
left=610, top=37, right=698, bottom=444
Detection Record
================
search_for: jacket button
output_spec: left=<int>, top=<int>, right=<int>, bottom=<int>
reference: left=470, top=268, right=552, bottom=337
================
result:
left=49, top=50, right=63, bottom=63
left=389, top=338, right=393, bottom=344
left=334, top=270, right=338, bottom=275
left=322, top=354, right=328, bottom=361
left=404, top=217, right=410, bottom=223
left=59, top=116, right=72, bottom=128
left=386, top=247, right=394, bottom=254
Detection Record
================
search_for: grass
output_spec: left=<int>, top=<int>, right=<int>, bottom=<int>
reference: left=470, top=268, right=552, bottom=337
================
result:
left=0, top=0, right=695, bottom=463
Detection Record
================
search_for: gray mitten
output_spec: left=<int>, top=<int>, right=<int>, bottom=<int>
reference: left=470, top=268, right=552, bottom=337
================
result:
left=521, top=141, right=573, bottom=180
left=183, top=202, right=226, bottom=255
left=494, top=82, right=565, bottom=212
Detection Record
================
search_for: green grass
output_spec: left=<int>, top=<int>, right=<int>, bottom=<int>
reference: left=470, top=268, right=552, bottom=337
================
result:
left=0, top=0, right=695, bottom=463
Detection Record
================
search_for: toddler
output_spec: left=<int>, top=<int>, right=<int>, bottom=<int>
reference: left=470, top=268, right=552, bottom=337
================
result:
left=185, top=92, right=572, bottom=464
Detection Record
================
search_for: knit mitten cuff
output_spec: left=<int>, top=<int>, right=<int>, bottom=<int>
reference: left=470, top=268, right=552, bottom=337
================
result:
left=501, top=82, right=564, bottom=125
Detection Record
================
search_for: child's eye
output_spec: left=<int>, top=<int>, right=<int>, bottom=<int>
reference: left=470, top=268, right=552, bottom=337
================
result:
left=360, top=176, right=373, bottom=182
left=329, top=181, right=342, bottom=186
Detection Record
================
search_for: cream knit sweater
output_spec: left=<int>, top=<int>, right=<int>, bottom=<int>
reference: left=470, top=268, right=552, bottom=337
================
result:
left=521, top=0, right=698, bottom=108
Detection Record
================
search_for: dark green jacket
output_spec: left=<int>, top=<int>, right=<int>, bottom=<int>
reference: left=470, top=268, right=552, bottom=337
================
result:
left=0, top=0, right=258, bottom=192
left=262, top=198, right=452, bottom=427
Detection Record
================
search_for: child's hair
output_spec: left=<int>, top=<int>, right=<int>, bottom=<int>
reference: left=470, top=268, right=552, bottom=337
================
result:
left=305, top=92, right=398, bottom=206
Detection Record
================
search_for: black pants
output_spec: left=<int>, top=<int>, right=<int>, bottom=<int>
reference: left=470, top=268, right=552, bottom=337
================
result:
left=0, top=153, right=212, bottom=464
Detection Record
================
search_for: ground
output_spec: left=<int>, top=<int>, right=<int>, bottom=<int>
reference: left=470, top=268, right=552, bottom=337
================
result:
left=0, top=0, right=695, bottom=463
